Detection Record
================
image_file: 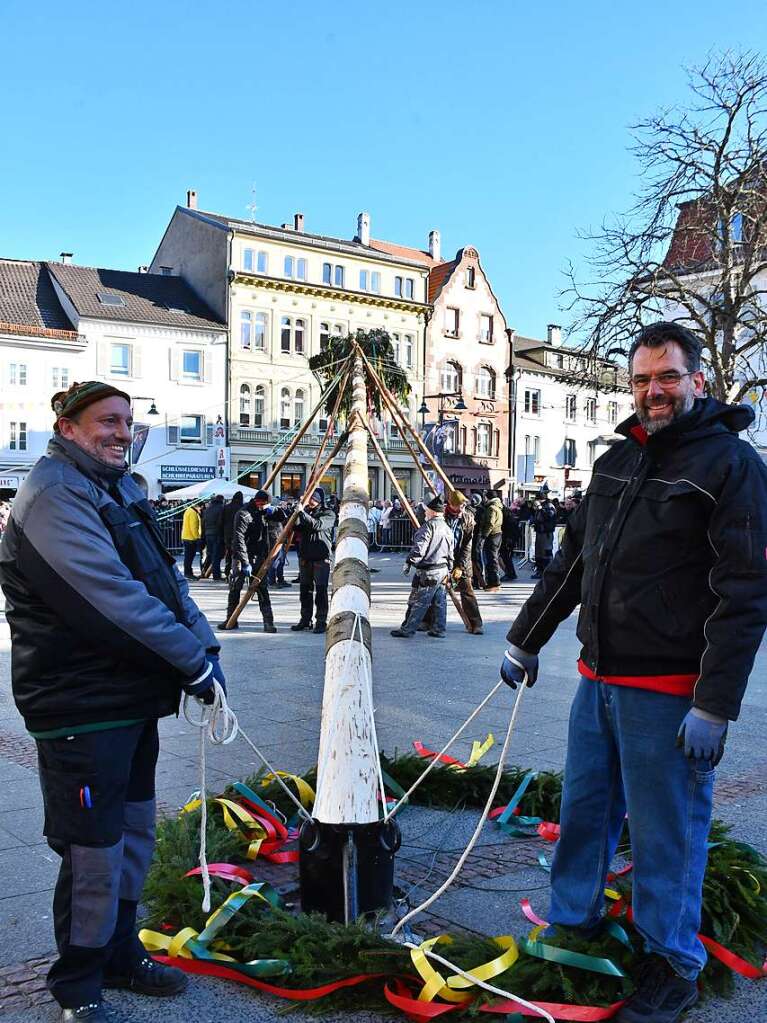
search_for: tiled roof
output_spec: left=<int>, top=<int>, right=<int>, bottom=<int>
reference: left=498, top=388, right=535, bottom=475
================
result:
left=0, top=259, right=77, bottom=336
left=187, top=209, right=435, bottom=270
left=368, top=238, right=435, bottom=267
left=427, top=260, right=458, bottom=303
left=47, top=263, right=224, bottom=330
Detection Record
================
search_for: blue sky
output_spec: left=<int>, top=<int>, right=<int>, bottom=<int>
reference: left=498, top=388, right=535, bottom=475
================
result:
left=1, top=1, right=765, bottom=337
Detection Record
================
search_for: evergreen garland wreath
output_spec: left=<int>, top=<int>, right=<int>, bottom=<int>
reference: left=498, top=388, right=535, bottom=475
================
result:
left=142, top=754, right=767, bottom=1015
left=308, top=328, right=411, bottom=420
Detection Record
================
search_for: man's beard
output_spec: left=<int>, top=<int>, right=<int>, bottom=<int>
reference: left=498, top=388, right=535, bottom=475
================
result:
left=635, top=389, right=695, bottom=435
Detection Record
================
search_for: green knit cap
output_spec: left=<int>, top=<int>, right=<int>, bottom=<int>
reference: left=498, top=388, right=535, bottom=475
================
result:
left=52, top=381, right=131, bottom=433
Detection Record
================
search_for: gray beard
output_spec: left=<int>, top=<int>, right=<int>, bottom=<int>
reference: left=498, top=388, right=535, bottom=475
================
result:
left=636, top=390, right=695, bottom=435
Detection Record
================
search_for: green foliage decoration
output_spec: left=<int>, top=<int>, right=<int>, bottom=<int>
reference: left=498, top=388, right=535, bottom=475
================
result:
left=308, top=328, right=411, bottom=419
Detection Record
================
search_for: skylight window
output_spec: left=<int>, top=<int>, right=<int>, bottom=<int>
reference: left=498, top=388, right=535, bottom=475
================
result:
left=97, top=293, right=126, bottom=307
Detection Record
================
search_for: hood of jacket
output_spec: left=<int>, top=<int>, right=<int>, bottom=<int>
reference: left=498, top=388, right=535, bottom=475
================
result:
left=617, top=396, right=754, bottom=446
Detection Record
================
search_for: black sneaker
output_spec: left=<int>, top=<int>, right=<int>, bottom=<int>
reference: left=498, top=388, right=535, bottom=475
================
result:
left=291, top=621, right=313, bottom=631
left=615, top=953, right=698, bottom=1023
left=61, top=1006, right=110, bottom=1022
left=217, top=620, right=238, bottom=630
left=390, top=628, right=414, bottom=638
left=427, top=630, right=446, bottom=638
left=104, top=954, right=188, bottom=997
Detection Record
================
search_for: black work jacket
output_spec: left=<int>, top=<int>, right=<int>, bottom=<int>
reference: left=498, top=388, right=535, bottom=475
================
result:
left=507, top=398, right=767, bottom=720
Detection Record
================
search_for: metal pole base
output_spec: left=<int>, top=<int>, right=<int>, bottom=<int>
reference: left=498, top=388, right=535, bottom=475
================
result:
left=298, top=818, right=401, bottom=924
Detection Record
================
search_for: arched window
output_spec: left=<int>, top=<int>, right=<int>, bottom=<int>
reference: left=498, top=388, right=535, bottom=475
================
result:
left=441, top=361, right=462, bottom=393
left=391, top=332, right=401, bottom=363
left=295, top=318, right=305, bottom=355
left=320, top=322, right=330, bottom=351
left=281, top=317, right=291, bottom=353
left=239, top=384, right=251, bottom=426
left=476, top=422, right=491, bottom=456
left=254, top=385, right=265, bottom=428
left=294, top=387, right=305, bottom=426
left=240, top=311, right=252, bottom=350
left=280, top=387, right=292, bottom=430
left=476, top=366, right=496, bottom=399
left=254, top=313, right=267, bottom=350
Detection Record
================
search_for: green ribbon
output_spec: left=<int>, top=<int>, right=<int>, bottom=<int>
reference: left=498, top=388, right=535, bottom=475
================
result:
left=522, top=938, right=627, bottom=978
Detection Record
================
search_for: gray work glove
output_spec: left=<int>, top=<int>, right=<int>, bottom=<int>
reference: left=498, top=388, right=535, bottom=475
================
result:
left=500, top=644, right=539, bottom=689
left=677, top=707, right=727, bottom=765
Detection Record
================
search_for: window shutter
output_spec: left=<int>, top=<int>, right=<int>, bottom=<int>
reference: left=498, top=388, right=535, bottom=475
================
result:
left=96, top=341, right=109, bottom=376
left=206, top=422, right=214, bottom=446
left=200, top=415, right=207, bottom=445
left=167, top=422, right=179, bottom=445
left=131, top=344, right=142, bottom=379
left=169, top=349, right=179, bottom=381
left=204, top=350, right=213, bottom=383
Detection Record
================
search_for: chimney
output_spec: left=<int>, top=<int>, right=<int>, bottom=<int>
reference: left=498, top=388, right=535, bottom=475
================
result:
left=186, top=189, right=198, bottom=210
left=294, top=212, right=304, bottom=232
left=137, top=265, right=149, bottom=274
left=428, top=229, right=441, bottom=262
left=281, top=222, right=292, bottom=230
left=357, top=211, right=371, bottom=246
left=547, top=324, right=562, bottom=346
left=60, top=252, right=73, bottom=264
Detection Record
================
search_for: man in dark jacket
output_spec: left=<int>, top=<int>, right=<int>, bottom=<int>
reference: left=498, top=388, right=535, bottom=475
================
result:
left=499, top=323, right=767, bottom=1023
left=470, top=493, right=486, bottom=589
left=530, top=493, right=557, bottom=578
left=446, top=491, right=483, bottom=633
left=0, top=382, right=224, bottom=1022
left=292, top=486, right=335, bottom=634
left=201, top=493, right=225, bottom=579
left=220, top=489, right=284, bottom=632
left=222, top=490, right=244, bottom=579
left=500, top=502, right=519, bottom=581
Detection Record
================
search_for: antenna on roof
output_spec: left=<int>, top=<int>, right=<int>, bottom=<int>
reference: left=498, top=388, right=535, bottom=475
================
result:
left=246, top=182, right=258, bottom=223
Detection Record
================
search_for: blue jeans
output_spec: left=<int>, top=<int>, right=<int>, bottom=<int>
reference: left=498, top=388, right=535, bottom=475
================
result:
left=548, top=677, right=714, bottom=980
left=401, top=578, right=447, bottom=635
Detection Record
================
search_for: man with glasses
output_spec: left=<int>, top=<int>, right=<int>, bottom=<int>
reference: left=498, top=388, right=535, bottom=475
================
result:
left=498, top=322, right=767, bottom=1023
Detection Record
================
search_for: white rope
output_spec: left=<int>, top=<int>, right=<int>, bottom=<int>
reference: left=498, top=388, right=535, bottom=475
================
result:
left=390, top=681, right=526, bottom=936
left=404, top=941, right=555, bottom=1023
left=182, top=680, right=238, bottom=912
left=356, top=611, right=388, bottom=814
left=384, top=680, right=506, bottom=821
left=182, top=678, right=313, bottom=911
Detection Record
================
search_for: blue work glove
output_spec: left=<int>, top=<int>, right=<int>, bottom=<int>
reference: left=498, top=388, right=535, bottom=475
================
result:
left=500, top=644, right=539, bottom=689
left=182, top=657, right=215, bottom=704
left=241, top=562, right=253, bottom=578
left=206, top=653, right=227, bottom=698
left=677, top=708, right=727, bottom=765
left=402, top=562, right=412, bottom=575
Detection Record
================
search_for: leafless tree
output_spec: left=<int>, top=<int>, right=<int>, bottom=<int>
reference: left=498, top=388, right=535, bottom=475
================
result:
left=564, top=52, right=767, bottom=428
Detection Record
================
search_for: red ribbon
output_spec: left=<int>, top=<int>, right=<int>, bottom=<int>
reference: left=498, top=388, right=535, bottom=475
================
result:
left=698, top=937, right=767, bottom=979
left=537, top=821, right=561, bottom=842
left=185, top=863, right=253, bottom=886
left=520, top=898, right=549, bottom=928
left=413, top=741, right=465, bottom=767
left=229, top=794, right=300, bottom=863
left=153, top=954, right=385, bottom=999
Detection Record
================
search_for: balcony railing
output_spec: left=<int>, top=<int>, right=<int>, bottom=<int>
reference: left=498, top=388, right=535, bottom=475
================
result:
left=231, top=427, right=413, bottom=449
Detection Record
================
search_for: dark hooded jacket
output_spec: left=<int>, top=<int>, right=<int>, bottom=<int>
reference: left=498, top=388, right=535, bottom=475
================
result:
left=296, top=487, right=336, bottom=561
left=507, top=398, right=767, bottom=721
left=0, top=437, right=217, bottom=731
left=232, top=500, right=287, bottom=563
left=223, top=492, right=244, bottom=544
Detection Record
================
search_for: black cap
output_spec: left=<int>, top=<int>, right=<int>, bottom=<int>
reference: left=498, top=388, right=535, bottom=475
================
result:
left=427, top=495, right=445, bottom=512
left=255, top=489, right=270, bottom=502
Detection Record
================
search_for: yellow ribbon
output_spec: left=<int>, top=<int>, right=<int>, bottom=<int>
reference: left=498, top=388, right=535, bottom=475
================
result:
left=410, top=934, right=518, bottom=1003
left=260, top=771, right=315, bottom=808
left=139, top=927, right=238, bottom=963
left=465, top=733, right=495, bottom=769
left=183, top=797, right=266, bottom=859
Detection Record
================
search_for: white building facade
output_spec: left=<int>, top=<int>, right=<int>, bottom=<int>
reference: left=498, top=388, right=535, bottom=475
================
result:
left=151, top=198, right=434, bottom=500
left=0, top=259, right=227, bottom=499
left=511, top=328, right=634, bottom=498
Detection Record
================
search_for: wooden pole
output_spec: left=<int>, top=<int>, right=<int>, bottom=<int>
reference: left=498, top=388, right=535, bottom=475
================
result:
left=360, top=415, right=471, bottom=629
left=313, top=355, right=379, bottom=825
left=222, top=430, right=349, bottom=629
left=355, top=344, right=455, bottom=495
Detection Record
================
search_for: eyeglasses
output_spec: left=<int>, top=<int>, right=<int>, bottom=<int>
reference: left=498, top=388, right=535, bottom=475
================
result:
left=629, top=370, right=696, bottom=391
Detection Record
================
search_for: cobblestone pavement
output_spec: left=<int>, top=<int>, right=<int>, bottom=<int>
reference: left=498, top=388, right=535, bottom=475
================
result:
left=1, top=554, right=766, bottom=1022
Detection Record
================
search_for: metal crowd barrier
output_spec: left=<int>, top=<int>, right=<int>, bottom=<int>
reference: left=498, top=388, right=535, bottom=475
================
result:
left=158, top=515, right=183, bottom=554
left=372, top=517, right=415, bottom=550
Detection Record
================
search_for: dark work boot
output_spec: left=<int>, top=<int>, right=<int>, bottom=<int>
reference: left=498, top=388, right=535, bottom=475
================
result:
left=103, top=954, right=188, bottom=997
left=291, top=620, right=313, bottom=631
left=264, top=621, right=277, bottom=633
left=615, top=954, right=698, bottom=1023
left=313, top=622, right=326, bottom=634
left=61, top=1006, right=111, bottom=1022
left=390, top=628, right=414, bottom=638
